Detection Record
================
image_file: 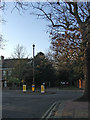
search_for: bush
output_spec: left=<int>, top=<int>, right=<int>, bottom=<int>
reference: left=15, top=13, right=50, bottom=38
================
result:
left=8, top=77, right=20, bottom=87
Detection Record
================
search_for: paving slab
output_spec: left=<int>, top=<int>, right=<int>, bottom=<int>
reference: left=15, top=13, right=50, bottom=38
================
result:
left=54, top=101, right=88, bottom=118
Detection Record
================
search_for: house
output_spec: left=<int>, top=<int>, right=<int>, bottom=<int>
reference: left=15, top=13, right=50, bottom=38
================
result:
left=1, top=56, right=31, bottom=87
left=1, top=56, right=16, bottom=87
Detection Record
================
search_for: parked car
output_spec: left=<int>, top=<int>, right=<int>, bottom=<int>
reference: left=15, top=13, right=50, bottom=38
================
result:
left=60, top=81, right=69, bottom=86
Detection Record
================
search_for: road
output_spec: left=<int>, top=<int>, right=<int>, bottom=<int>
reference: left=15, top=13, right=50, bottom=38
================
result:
left=2, top=88, right=84, bottom=119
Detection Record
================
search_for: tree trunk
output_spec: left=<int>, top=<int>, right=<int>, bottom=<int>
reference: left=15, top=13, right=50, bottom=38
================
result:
left=84, top=46, right=88, bottom=96
left=80, top=22, right=90, bottom=100
left=87, top=43, right=90, bottom=100
left=84, top=42, right=90, bottom=97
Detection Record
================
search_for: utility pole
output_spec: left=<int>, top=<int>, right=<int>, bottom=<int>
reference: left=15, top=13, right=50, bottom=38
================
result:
left=32, top=44, right=35, bottom=92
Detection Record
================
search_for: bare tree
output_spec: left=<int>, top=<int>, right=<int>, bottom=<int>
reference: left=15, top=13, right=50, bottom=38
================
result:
left=11, top=44, right=27, bottom=59
left=0, top=1, right=29, bottom=49
left=0, top=1, right=5, bottom=49
left=0, top=34, right=5, bottom=49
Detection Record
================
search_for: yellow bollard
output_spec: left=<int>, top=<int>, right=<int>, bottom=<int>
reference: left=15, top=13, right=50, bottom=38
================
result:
left=41, top=85, right=45, bottom=93
left=23, top=85, right=26, bottom=92
left=32, top=84, right=35, bottom=92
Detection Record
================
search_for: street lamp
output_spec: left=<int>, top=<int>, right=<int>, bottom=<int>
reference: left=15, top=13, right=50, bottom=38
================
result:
left=32, top=44, right=35, bottom=92
left=33, top=44, right=35, bottom=84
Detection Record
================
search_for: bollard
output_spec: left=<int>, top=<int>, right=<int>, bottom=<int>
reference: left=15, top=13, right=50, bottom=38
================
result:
left=32, top=84, right=35, bottom=92
left=23, top=85, right=26, bottom=92
left=41, top=85, right=45, bottom=93
left=79, top=80, right=81, bottom=89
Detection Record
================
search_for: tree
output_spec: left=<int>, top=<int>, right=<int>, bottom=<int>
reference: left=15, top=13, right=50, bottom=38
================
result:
left=0, top=1, right=28, bottom=48
left=11, top=44, right=27, bottom=59
left=8, top=77, right=20, bottom=87
left=11, top=44, right=29, bottom=85
left=10, top=57, right=33, bottom=88
left=11, top=51, right=56, bottom=88
left=29, top=1, right=89, bottom=99
left=21, top=60, right=33, bottom=86
left=11, top=59, right=28, bottom=81
left=0, top=2, right=6, bottom=49
left=0, top=34, right=5, bottom=49
left=34, top=52, right=56, bottom=87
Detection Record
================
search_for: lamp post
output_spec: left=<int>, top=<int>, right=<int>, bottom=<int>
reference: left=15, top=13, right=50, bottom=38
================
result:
left=32, top=44, right=35, bottom=92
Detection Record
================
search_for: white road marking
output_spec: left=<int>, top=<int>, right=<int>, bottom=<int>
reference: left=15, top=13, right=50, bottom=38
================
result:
left=41, top=101, right=57, bottom=119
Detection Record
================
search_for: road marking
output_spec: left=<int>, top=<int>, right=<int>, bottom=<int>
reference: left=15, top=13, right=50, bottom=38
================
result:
left=46, top=103, right=57, bottom=118
left=41, top=101, right=58, bottom=119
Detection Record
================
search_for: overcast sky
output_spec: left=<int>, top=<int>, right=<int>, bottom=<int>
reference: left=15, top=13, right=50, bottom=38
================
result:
left=1, top=2, right=50, bottom=59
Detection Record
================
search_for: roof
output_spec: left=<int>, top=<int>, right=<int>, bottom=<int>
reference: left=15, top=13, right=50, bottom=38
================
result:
left=2, top=59, right=17, bottom=68
left=2, top=58, right=30, bottom=68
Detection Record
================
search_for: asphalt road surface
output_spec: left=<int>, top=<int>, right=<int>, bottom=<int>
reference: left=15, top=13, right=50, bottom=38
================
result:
left=2, top=88, right=84, bottom=119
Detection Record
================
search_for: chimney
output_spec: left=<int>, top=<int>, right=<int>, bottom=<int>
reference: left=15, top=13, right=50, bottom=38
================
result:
left=1, top=56, right=4, bottom=65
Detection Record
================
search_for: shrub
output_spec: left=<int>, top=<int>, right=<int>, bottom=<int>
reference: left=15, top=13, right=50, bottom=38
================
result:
left=8, top=77, right=20, bottom=87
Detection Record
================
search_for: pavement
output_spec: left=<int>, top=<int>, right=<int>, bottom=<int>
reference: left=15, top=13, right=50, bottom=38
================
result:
left=48, top=100, right=89, bottom=119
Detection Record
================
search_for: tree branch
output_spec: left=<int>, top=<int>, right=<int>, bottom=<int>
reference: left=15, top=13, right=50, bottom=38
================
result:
left=66, top=2, right=75, bottom=16
left=73, top=3, right=82, bottom=24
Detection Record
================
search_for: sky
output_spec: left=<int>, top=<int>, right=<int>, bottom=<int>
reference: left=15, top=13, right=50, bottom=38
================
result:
left=1, top=2, right=50, bottom=59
